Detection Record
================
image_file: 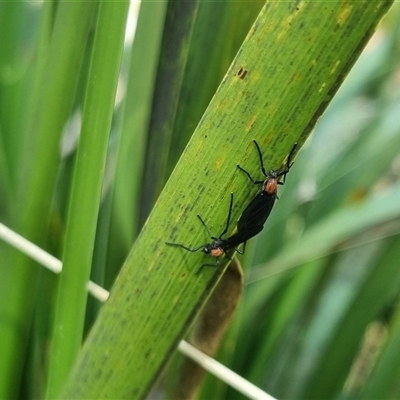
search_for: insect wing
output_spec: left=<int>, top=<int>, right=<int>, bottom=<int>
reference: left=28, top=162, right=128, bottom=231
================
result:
left=222, top=224, right=264, bottom=251
left=237, top=192, right=276, bottom=232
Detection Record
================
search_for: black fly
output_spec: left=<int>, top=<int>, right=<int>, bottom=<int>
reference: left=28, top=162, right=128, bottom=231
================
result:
left=236, top=140, right=297, bottom=234
left=166, top=193, right=247, bottom=273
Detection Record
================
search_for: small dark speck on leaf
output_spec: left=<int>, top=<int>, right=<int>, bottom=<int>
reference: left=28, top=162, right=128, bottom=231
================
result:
left=237, top=67, right=248, bottom=79
left=144, top=350, right=151, bottom=360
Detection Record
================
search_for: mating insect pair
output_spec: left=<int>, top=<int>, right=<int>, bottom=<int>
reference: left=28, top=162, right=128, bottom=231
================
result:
left=166, top=141, right=297, bottom=273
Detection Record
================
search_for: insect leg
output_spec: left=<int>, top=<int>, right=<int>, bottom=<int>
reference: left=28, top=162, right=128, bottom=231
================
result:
left=165, top=242, right=206, bottom=253
left=196, top=258, right=220, bottom=274
left=218, top=192, right=234, bottom=239
left=237, top=164, right=264, bottom=185
left=277, top=142, right=298, bottom=184
left=235, top=241, right=246, bottom=255
left=253, top=140, right=268, bottom=177
left=196, top=214, right=217, bottom=240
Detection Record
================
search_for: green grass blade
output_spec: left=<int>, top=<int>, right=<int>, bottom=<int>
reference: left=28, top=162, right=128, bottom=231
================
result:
left=139, top=1, right=199, bottom=222
left=44, top=2, right=129, bottom=398
left=108, top=1, right=168, bottom=275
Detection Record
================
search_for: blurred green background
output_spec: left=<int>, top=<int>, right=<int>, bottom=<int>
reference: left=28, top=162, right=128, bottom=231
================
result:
left=1, top=1, right=400, bottom=399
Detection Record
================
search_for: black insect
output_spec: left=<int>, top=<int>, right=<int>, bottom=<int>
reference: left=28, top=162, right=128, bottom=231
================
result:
left=236, top=140, right=297, bottom=233
left=166, top=193, right=251, bottom=273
